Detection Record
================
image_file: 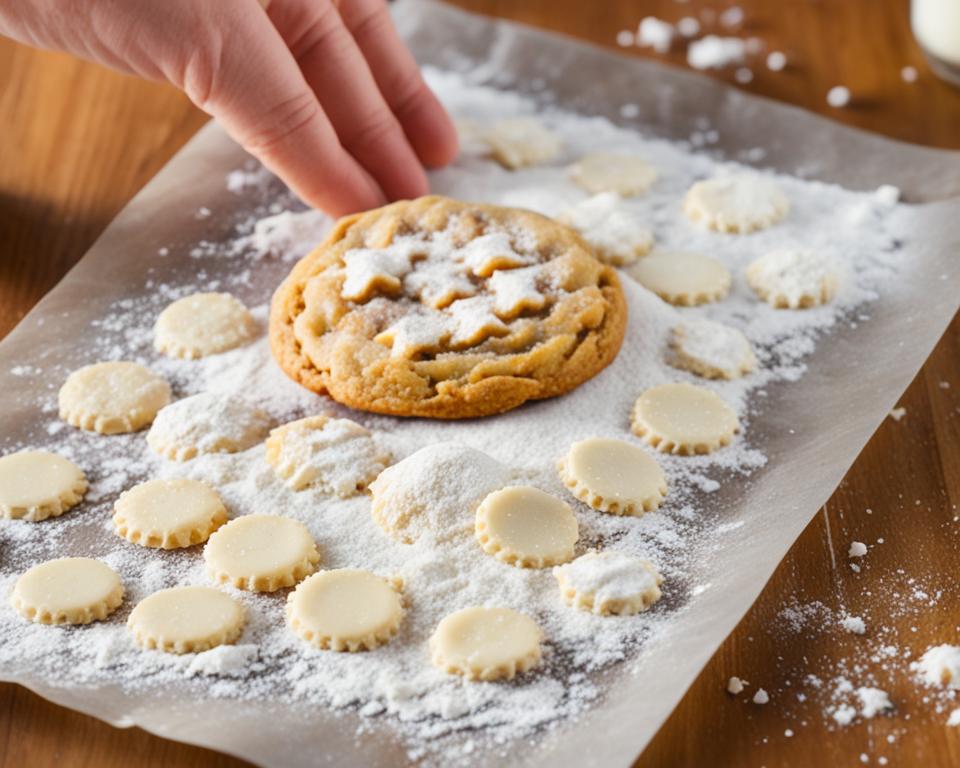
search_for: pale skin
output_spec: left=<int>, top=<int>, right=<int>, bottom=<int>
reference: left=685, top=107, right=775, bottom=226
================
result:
left=0, top=0, right=459, bottom=215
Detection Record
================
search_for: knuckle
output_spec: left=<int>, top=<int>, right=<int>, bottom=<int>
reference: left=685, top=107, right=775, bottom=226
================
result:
left=342, top=110, right=400, bottom=154
left=241, top=91, right=321, bottom=155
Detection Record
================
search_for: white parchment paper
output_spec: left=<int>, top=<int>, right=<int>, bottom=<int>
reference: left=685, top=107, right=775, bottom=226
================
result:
left=1, top=2, right=959, bottom=765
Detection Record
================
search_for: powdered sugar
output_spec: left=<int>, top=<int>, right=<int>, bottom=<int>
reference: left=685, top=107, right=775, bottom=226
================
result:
left=915, top=644, right=960, bottom=688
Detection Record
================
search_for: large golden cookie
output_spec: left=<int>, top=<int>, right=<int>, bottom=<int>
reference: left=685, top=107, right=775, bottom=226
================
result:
left=269, top=196, right=627, bottom=419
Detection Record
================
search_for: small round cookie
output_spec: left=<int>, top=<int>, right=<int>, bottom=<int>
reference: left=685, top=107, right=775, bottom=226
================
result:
left=631, top=383, right=739, bottom=455
left=569, top=152, right=658, bottom=196
left=683, top=174, right=789, bottom=233
left=269, top=196, right=627, bottom=419
left=746, top=249, right=838, bottom=309
left=559, top=192, right=654, bottom=266
left=557, top=437, right=667, bottom=515
left=627, top=252, right=731, bottom=306
left=11, top=558, right=123, bottom=625
left=475, top=486, right=579, bottom=568
left=430, top=607, right=543, bottom=681
left=147, top=392, right=271, bottom=461
left=0, top=450, right=87, bottom=522
left=369, top=443, right=512, bottom=544
left=204, top=515, right=320, bottom=592
left=59, top=361, right=171, bottom=434
left=113, top=478, right=227, bottom=549
left=483, top=118, right=562, bottom=169
left=265, top=415, right=390, bottom=496
left=155, top=292, right=256, bottom=359
left=554, top=551, right=663, bottom=616
left=286, top=569, right=403, bottom=651
left=128, top=586, right=245, bottom=654
left=671, top=319, right=756, bottom=380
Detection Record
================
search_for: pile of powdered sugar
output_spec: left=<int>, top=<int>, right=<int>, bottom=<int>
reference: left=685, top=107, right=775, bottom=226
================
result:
left=0, top=67, right=916, bottom=763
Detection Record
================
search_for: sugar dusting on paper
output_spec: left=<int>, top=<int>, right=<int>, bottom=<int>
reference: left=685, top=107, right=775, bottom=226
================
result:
left=0, top=67, right=919, bottom=763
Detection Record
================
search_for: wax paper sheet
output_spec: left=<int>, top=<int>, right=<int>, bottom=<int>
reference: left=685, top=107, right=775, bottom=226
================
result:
left=1, top=1, right=959, bottom=765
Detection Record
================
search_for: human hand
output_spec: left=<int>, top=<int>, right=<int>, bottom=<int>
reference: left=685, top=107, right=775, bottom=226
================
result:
left=0, top=0, right=459, bottom=215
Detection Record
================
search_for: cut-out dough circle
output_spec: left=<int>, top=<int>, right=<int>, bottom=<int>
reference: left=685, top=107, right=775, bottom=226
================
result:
left=671, top=319, right=756, bottom=380
left=128, top=586, right=245, bottom=654
left=155, top=292, right=256, bottom=359
left=683, top=174, right=789, bottom=233
left=59, top=361, right=171, bottom=434
left=12, top=557, right=123, bottom=625
left=286, top=569, right=403, bottom=651
left=204, top=515, right=320, bottom=592
left=569, top=152, right=658, bottom=196
left=745, top=249, right=837, bottom=309
left=554, top=551, right=663, bottom=615
left=0, top=450, right=87, bottom=522
left=430, top=606, right=543, bottom=681
left=113, top=478, right=227, bottom=549
left=475, top=486, right=579, bottom=568
left=558, top=437, right=667, bottom=515
left=627, top=252, right=731, bottom=306
left=631, top=383, right=739, bottom=455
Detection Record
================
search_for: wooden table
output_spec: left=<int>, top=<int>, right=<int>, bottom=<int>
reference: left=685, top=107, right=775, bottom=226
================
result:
left=1, top=1, right=958, bottom=766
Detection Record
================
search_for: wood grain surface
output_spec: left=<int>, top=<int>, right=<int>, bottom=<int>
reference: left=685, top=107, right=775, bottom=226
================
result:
left=1, top=1, right=958, bottom=766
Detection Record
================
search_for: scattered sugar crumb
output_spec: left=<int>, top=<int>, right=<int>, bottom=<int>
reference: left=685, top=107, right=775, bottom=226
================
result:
left=688, top=36, right=747, bottom=70
left=827, top=86, right=851, bottom=108
left=616, top=29, right=634, bottom=47
left=901, top=66, right=918, bottom=83
left=637, top=17, right=674, bottom=53
left=676, top=17, right=700, bottom=38
left=948, top=708, right=960, bottom=726
left=719, top=6, right=744, bottom=28
left=841, top=615, right=866, bottom=635
left=857, top=687, right=892, bottom=718
left=849, top=541, right=868, bottom=558
left=735, top=67, right=754, bottom=85
left=766, top=51, right=787, bottom=71
left=753, top=688, right=769, bottom=704
left=889, top=406, right=906, bottom=421
left=727, top=676, right=746, bottom=694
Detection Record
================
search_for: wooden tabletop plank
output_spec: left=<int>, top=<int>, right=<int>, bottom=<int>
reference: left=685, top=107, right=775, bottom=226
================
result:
left=1, top=1, right=958, bottom=766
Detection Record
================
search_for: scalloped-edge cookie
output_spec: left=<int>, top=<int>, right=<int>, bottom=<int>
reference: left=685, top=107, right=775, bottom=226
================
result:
left=369, top=442, right=513, bottom=544
left=265, top=415, right=390, bottom=496
left=557, top=437, right=667, bottom=516
left=286, top=569, right=403, bottom=651
left=12, top=558, right=123, bottom=625
left=204, top=515, right=320, bottom=592
left=155, top=292, right=256, bottom=359
left=128, top=586, right=245, bottom=654
left=627, top=251, right=731, bottom=306
left=559, top=192, right=654, bottom=266
left=475, top=486, right=578, bottom=568
left=569, top=152, right=658, bottom=196
left=631, top=383, right=739, bottom=455
left=683, top=174, right=789, bottom=233
left=147, top=392, right=271, bottom=461
left=59, top=361, right=171, bottom=434
left=483, top=118, right=562, bottom=169
left=430, top=606, right=543, bottom=681
left=0, top=450, right=87, bottom=522
left=269, top=196, right=627, bottom=420
left=554, top=551, right=663, bottom=615
left=113, top=478, right=227, bottom=549
left=746, top=249, right=838, bottom=309
left=671, top=319, right=756, bottom=380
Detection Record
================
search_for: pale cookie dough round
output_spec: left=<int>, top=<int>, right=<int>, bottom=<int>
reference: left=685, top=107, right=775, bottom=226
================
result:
left=475, top=486, right=579, bottom=568
left=12, top=558, right=123, bottom=625
left=631, top=382, right=739, bottom=455
left=286, top=569, right=403, bottom=651
left=59, top=361, right=171, bottom=434
left=147, top=392, right=271, bottom=461
left=204, top=515, right=320, bottom=592
left=683, top=174, right=789, bottom=233
left=154, top=292, right=256, bottom=359
left=430, top=607, right=543, bottom=681
left=0, top=450, right=87, bottom=522
left=265, top=415, right=390, bottom=496
left=627, top=251, right=731, bottom=306
left=559, top=192, right=654, bottom=266
left=671, top=319, right=756, bottom=380
left=128, top=586, right=245, bottom=654
left=113, top=478, right=227, bottom=549
left=553, top=551, right=663, bottom=616
left=482, top=118, right=562, bottom=169
left=269, top=196, right=627, bottom=420
left=569, top=152, right=658, bottom=196
left=745, top=249, right=838, bottom=309
left=369, top=443, right=512, bottom=544
left=557, top=437, right=667, bottom=515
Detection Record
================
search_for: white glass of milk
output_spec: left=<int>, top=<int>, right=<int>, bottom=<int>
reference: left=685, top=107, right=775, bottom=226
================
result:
left=912, top=0, right=960, bottom=86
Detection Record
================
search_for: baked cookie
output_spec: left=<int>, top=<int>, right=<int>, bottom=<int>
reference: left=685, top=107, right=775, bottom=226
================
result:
left=269, top=196, right=627, bottom=419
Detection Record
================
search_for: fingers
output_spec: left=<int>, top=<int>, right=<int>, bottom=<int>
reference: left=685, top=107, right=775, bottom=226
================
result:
left=179, top=1, right=386, bottom=215
left=267, top=0, right=429, bottom=202
left=338, top=0, right=459, bottom=169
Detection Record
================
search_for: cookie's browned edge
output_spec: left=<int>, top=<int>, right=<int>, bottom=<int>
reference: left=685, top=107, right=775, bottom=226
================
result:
left=269, top=197, right=629, bottom=419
